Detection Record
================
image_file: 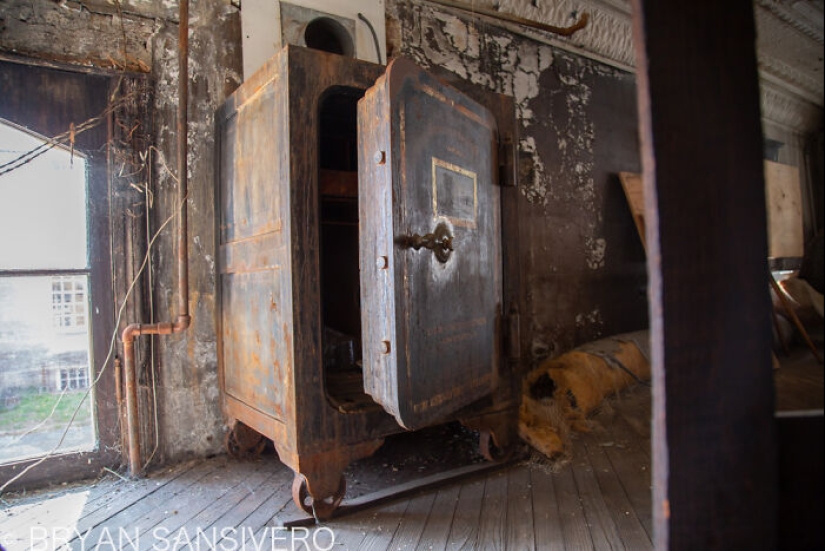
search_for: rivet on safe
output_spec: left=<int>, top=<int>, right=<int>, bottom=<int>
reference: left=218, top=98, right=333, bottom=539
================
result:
left=380, top=340, right=391, bottom=354
left=373, top=150, right=386, bottom=164
left=376, top=255, right=388, bottom=270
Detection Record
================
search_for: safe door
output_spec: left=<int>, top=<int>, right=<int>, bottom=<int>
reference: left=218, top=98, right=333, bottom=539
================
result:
left=359, top=57, right=503, bottom=431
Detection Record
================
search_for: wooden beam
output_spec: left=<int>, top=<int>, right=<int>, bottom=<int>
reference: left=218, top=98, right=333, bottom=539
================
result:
left=630, top=1, right=777, bottom=549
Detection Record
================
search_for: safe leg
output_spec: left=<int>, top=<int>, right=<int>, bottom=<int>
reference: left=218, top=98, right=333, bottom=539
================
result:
left=461, top=408, right=519, bottom=463
left=286, top=438, right=384, bottom=519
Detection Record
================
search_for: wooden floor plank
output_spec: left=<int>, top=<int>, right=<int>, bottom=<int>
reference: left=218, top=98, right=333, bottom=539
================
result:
left=0, top=488, right=98, bottom=550
left=552, top=458, right=593, bottom=550
left=384, top=490, right=435, bottom=550
left=211, top=460, right=292, bottom=526
left=135, top=459, right=271, bottom=550
left=597, top=414, right=653, bottom=538
left=475, top=470, right=508, bottom=550
left=607, top=389, right=652, bottom=458
left=317, top=517, right=368, bottom=550
left=315, top=482, right=422, bottom=550
left=239, top=523, right=338, bottom=551
left=61, top=458, right=225, bottom=548
left=505, top=464, right=535, bottom=550
left=0, top=459, right=196, bottom=540
left=569, top=436, right=623, bottom=550
left=529, top=463, right=565, bottom=551
left=2, top=459, right=214, bottom=551
left=239, top=526, right=286, bottom=551
left=414, top=483, right=461, bottom=551
left=347, top=497, right=410, bottom=551
left=71, top=460, right=197, bottom=518
left=227, top=474, right=294, bottom=535
left=581, top=438, right=652, bottom=550
left=123, top=459, right=265, bottom=549
left=446, top=475, right=486, bottom=550
left=0, top=380, right=687, bottom=551
left=0, top=463, right=192, bottom=536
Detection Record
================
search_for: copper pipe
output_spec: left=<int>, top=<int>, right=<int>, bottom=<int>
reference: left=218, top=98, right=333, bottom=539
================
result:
left=177, top=0, right=189, bottom=319
left=122, top=0, right=191, bottom=477
left=122, top=318, right=189, bottom=475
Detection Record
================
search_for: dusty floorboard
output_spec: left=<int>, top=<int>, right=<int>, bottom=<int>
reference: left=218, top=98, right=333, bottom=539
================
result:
left=2, top=348, right=819, bottom=550
left=0, top=382, right=654, bottom=551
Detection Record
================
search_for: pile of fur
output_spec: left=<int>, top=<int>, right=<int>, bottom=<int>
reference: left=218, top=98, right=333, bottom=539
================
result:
left=519, top=331, right=651, bottom=459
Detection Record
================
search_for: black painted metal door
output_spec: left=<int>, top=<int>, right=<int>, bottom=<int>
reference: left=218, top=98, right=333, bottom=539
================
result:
left=358, top=57, right=502, bottom=430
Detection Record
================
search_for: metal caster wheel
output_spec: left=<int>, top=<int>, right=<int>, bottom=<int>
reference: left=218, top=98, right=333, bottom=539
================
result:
left=292, top=473, right=346, bottom=520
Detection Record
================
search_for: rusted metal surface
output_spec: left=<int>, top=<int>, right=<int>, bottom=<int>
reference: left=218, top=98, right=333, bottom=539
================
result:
left=176, top=0, right=190, bottom=321
left=358, top=56, right=502, bottom=430
left=292, top=473, right=347, bottom=519
left=216, top=45, right=521, bottom=517
left=216, top=48, right=397, bottom=512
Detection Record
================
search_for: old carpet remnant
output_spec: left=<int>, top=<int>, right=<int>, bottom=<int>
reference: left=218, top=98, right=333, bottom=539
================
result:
left=519, top=331, right=651, bottom=459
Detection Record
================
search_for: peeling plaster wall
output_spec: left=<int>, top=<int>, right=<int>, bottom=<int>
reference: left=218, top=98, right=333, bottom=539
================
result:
left=1, top=0, right=242, bottom=465
left=388, top=1, right=648, bottom=362
left=149, top=1, right=241, bottom=463
left=0, top=0, right=158, bottom=70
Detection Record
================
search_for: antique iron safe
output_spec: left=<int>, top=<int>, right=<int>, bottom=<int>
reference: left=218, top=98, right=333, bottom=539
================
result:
left=216, top=45, right=521, bottom=518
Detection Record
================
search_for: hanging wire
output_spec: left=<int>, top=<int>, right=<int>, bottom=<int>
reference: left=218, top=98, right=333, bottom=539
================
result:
left=0, top=190, right=188, bottom=494
left=358, top=13, right=383, bottom=65
left=0, top=92, right=137, bottom=178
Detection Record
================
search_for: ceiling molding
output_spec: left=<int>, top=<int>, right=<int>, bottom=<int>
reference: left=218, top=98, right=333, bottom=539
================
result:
left=755, top=0, right=824, bottom=44
left=755, top=4, right=824, bottom=105
left=760, top=78, right=824, bottom=134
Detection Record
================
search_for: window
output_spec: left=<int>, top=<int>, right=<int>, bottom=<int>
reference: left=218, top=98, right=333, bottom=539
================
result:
left=59, top=366, right=89, bottom=391
left=0, top=120, right=96, bottom=463
left=52, top=275, right=88, bottom=331
left=0, top=59, right=121, bottom=489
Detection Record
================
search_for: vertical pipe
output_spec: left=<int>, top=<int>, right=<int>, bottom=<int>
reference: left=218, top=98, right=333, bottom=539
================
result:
left=121, top=0, right=191, bottom=477
left=177, top=0, right=190, bottom=319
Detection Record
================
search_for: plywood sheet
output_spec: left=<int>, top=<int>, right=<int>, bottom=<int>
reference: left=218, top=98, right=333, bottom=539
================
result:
left=764, top=160, right=803, bottom=259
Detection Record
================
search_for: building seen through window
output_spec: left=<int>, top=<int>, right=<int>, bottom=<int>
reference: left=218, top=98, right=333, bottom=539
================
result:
left=0, top=120, right=95, bottom=464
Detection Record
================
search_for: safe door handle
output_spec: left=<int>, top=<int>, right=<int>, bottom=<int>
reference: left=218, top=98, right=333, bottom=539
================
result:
left=401, top=222, right=454, bottom=263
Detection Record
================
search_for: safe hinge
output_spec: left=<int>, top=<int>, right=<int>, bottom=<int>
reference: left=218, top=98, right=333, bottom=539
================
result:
left=498, top=134, right=516, bottom=188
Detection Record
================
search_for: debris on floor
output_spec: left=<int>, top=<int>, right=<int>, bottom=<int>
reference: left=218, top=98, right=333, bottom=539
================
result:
left=519, top=330, right=651, bottom=460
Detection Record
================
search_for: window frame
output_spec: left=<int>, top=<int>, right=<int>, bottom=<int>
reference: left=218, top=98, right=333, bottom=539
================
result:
left=0, top=57, right=122, bottom=490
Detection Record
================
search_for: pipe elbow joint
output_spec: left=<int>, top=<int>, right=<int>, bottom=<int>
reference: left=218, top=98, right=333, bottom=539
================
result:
left=122, top=323, right=142, bottom=344
left=174, top=315, right=192, bottom=333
